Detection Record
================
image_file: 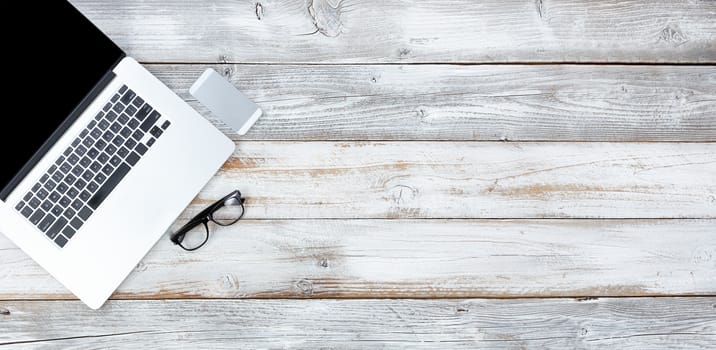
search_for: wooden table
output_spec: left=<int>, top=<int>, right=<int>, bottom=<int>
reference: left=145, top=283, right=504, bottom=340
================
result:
left=2, top=1, right=715, bottom=348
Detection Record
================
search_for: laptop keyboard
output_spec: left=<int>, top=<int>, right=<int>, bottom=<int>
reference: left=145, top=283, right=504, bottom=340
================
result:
left=14, top=85, right=171, bottom=248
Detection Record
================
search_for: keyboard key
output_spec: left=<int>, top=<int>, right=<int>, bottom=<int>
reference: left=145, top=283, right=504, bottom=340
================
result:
left=96, top=140, right=107, bottom=151
left=60, top=163, right=72, bottom=174
left=140, top=111, right=161, bottom=132
left=128, top=119, right=140, bottom=129
left=72, top=165, right=84, bottom=176
left=135, top=143, right=148, bottom=155
left=15, top=201, right=24, bottom=211
left=51, top=172, right=63, bottom=183
left=62, top=226, right=76, bottom=239
left=103, top=103, right=112, bottom=112
left=110, top=123, right=122, bottom=133
left=82, top=137, right=94, bottom=148
left=49, top=192, right=61, bottom=202
left=135, top=104, right=152, bottom=120
left=98, top=153, right=110, bottom=163
left=125, top=138, right=137, bottom=149
left=41, top=200, right=53, bottom=211
left=106, top=111, right=118, bottom=122
left=161, top=120, right=171, bottom=129
left=70, top=217, right=84, bottom=230
left=131, top=96, right=144, bottom=108
left=80, top=190, right=91, bottom=201
left=119, top=85, right=128, bottom=94
left=57, top=183, right=69, bottom=194
left=21, top=206, right=33, bottom=218
left=78, top=206, right=93, bottom=220
left=120, top=127, right=132, bottom=138
left=48, top=165, right=58, bottom=174
left=88, top=182, right=99, bottom=192
left=88, top=148, right=99, bottom=159
left=147, top=138, right=156, bottom=147
left=51, top=205, right=63, bottom=217
left=63, top=208, right=76, bottom=220
left=76, top=145, right=87, bottom=156
left=47, top=220, right=62, bottom=238
left=80, top=156, right=92, bottom=167
left=88, top=120, right=97, bottom=130
left=89, top=163, right=130, bottom=210
left=71, top=138, right=80, bottom=147
left=112, top=102, right=124, bottom=113
left=71, top=199, right=83, bottom=210
left=75, top=179, right=87, bottom=190
left=82, top=170, right=94, bottom=182
left=125, top=105, right=137, bottom=116
left=68, top=154, right=79, bottom=164
left=55, top=235, right=68, bottom=248
left=111, top=135, right=124, bottom=147
left=29, top=210, right=45, bottom=225
left=44, top=180, right=57, bottom=191
left=59, top=196, right=71, bottom=207
left=131, top=129, right=144, bottom=141
left=67, top=188, right=79, bottom=198
left=99, top=120, right=110, bottom=130
left=40, top=174, right=49, bottom=183
left=55, top=156, right=65, bottom=166
left=103, top=130, right=114, bottom=141
left=109, top=156, right=121, bottom=167
left=150, top=126, right=163, bottom=138
left=106, top=144, right=118, bottom=154
left=38, top=214, right=56, bottom=233
left=36, top=189, right=48, bottom=200
left=23, top=192, right=32, bottom=201
left=118, top=113, right=129, bottom=124
left=102, top=164, right=114, bottom=175
left=32, top=183, right=41, bottom=192
left=126, top=152, right=140, bottom=166
left=120, top=89, right=135, bottom=105
left=64, top=174, right=77, bottom=185
left=79, top=129, right=89, bottom=139
left=95, top=173, right=107, bottom=184
left=63, top=147, right=73, bottom=157
left=29, top=197, right=41, bottom=208
left=118, top=147, right=129, bottom=158
left=111, top=93, right=120, bottom=103
left=90, top=162, right=101, bottom=172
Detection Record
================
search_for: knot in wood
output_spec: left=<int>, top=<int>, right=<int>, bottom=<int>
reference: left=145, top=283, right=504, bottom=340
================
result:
left=296, top=279, right=314, bottom=295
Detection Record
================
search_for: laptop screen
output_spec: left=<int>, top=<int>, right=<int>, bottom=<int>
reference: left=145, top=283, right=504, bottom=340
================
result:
left=0, top=1, right=124, bottom=201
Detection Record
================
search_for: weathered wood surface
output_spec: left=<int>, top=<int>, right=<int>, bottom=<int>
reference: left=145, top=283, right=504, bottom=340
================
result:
left=70, top=0, right=716, bottom=63
left=147, top=64, right=716, bottom=141
left=2, top=298, right=715, bottom=349
left=186, top=142, right=716, bottom=219
left=1, top=219, right=713, bottom=299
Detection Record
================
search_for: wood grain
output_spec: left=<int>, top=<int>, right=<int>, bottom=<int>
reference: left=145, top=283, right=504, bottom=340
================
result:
left=2, top=298, right=715, bottom=349
left=1, top=220, right=713, bottom=299
left=69, top=0, right=716, bottom=63
left=148, top=64, right=716, bottom=141
left=188, top=142, right=715, bottom=219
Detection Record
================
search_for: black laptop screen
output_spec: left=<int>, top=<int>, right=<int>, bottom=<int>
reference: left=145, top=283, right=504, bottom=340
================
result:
left=0, top=1, right=124, bottom=200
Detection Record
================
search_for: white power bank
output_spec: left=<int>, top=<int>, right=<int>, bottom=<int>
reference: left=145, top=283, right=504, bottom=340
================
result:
left=189, top=68, right=262, bottom=135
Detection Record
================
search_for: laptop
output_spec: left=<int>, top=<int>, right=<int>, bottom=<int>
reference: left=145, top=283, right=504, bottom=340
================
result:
left=0, top=1, right=235, bottom=309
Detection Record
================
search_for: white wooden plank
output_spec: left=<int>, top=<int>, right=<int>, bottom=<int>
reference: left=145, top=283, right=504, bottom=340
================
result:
left=1, top=298, right=714, bottom=349
left=69, top=0, right=716, bottom=63
left=198, top=142, right=711, bottom=219
left=149, top=64, right=716, bottom=141
left=1, top=220, right=713, bottom=299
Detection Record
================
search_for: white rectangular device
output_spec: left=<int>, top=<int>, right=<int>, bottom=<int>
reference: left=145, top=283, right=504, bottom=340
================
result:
left=0, top=2, right=235, bottom=309
left=190, top=68, right=263, bottom=135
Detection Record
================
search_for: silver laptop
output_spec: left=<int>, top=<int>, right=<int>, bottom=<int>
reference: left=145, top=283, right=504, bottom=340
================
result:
left=0, top=1, right=234, bottom=308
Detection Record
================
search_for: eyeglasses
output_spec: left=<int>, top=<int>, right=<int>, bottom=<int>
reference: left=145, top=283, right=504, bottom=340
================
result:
left=170, top=190, right=245, bottom=251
